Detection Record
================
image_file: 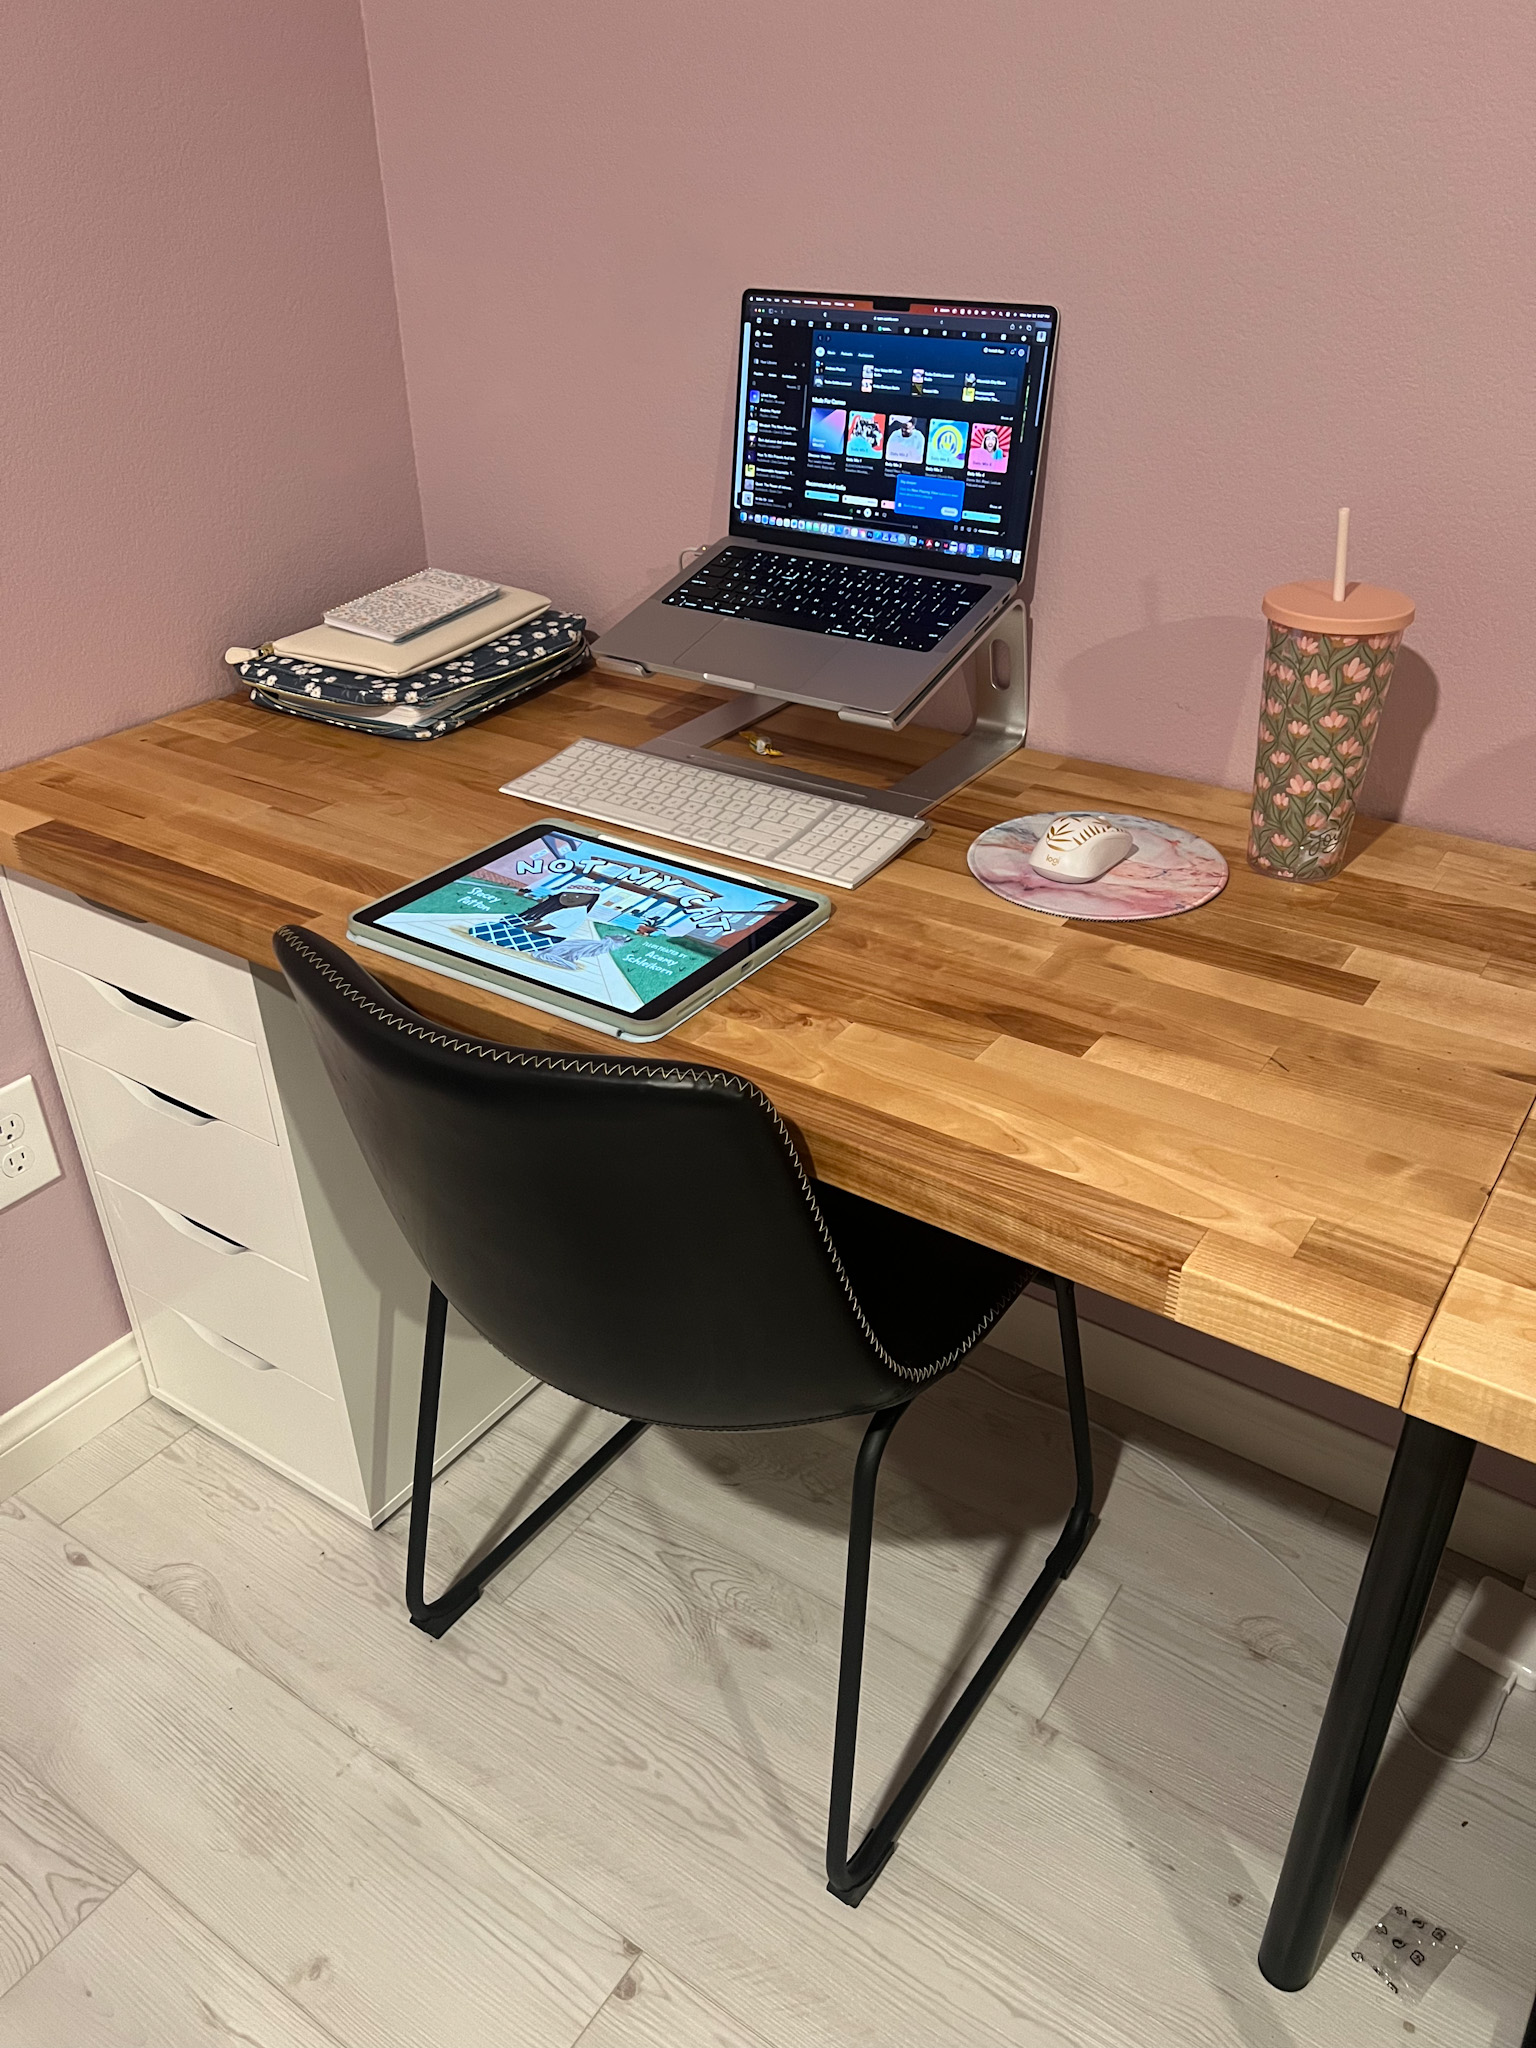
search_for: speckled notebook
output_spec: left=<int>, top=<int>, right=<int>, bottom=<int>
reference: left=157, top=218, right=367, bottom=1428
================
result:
left=324, top=568, right=500, bottom=643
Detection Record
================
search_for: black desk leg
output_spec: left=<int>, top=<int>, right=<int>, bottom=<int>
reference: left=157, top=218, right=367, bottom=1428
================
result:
left=1258, top=1415, right=1475, bottom=1992
left=1524, top=1986, right=1536, bottom=2048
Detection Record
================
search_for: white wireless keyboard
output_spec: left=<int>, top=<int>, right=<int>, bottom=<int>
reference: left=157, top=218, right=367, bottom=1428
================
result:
left=500, top=739, right=927, bottom=889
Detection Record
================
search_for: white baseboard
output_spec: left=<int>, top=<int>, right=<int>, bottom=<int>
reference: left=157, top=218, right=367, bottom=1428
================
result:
left=0, top=1333, right=147, bottom=1501
left=10, top=1307, right=1532, bottom=1579
left=990, top=1295, right=1536, bottom=1582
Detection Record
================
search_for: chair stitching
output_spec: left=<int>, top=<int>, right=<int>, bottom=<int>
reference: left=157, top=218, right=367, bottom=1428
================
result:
left=276, top=928, right=1026, bottom=1382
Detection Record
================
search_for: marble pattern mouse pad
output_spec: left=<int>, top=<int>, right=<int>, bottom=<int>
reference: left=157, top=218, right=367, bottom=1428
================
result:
left=967, top=812, right=1229, bottom=921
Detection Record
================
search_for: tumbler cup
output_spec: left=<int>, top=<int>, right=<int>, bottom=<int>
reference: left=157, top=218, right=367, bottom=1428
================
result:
left=1247, top=579, right=1415, bottom=882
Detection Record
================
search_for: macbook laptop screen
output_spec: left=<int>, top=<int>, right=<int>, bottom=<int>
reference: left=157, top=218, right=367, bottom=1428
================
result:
left=731, top=291, right=1056, bottom=573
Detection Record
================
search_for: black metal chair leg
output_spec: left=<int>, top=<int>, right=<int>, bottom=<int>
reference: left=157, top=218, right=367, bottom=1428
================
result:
left=1258, top=1414, right=1475, bottom=1989
left=406, top=1283, right=649, bottom=1638
left=825, top=1272, right=1097, bottom=1907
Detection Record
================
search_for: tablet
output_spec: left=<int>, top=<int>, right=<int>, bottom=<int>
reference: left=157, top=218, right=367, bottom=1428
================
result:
left=347, top=820, right=831, bottom=1041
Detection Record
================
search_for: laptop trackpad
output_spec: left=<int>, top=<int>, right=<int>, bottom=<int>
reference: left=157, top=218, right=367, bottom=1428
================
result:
left=684, top=619, right=837, bottom=695
left=600, top=601, right=719, bottom=666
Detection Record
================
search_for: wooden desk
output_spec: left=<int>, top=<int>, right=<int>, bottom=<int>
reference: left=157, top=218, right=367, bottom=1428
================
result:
left=1252, top=1103, right=1536, bottom=1995
left=1409, top=1108, right=1536, bottom=1457
left=6, top=672, right=1536, bottom=1993
left=2, top=670, right=1534, bottom=1415
left=1262, top=1111, right=1536, bottom=1991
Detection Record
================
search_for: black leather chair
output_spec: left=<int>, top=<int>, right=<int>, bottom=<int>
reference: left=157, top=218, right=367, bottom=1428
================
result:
left=276, top=926, right=1096, bottom=1906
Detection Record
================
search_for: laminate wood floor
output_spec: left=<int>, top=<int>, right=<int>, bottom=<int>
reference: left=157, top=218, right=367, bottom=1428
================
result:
left=2, top=1345, right=1533, bottom=2046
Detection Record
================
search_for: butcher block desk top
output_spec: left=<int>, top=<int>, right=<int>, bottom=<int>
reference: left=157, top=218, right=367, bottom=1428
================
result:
left=1410, top=1107, right=1536, bottom=1458
left=3, top=671, right=1535, bottom=1410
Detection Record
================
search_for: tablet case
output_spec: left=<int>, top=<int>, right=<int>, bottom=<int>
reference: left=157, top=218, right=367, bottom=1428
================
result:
left=233, top=613, right=589, bottom=741
left=348, top=822, right=831, bottom=1039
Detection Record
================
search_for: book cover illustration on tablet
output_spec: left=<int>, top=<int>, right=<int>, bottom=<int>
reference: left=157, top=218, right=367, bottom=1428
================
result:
left=370, top=829, right=802, bottom=1018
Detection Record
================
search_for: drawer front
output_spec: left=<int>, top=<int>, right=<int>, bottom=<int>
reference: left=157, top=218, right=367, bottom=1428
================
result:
left=33, top=953, right=275, bottom=1142
left=4, top=870, right=259, bottom=1041
left=60, top=1048, right=308, bottom=1272
left=98, top=1176, right=337, bottom=1397
left=132, top=1288, right=363, bottom=1512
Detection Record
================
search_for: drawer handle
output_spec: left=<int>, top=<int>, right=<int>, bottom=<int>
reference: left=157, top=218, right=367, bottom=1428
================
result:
left=80, top=897, right=149, bottom=927
left=141, top=1195, right=246, bottom=1256
left=110, top=1071, right=215, bottom=1126
left=86, top=974, right=192, bottom=1028
left=175, top=1313, right=276, bottom=1371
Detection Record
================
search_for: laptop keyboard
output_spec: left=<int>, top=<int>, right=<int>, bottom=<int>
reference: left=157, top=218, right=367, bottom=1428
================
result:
left=663, top=547, right=989, bottom=653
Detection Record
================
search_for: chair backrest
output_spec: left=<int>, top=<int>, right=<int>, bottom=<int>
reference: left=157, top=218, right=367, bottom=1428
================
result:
left=275, top=928, right=911, bottom=1429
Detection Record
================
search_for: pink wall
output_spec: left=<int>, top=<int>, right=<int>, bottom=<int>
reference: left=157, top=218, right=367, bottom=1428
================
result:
left=361, top=0, right=1536, bottom=846
left=0, top=0, right=423, bottom=1406
left=357, top=0, right=1536, bottom=1495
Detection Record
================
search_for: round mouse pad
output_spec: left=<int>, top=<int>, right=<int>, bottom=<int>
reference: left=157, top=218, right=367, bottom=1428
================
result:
left=967, top=812, right=1229, bottom=922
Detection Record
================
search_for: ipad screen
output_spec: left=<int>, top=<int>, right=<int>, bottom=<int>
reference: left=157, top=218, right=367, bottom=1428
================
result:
left=367, top=826, right=806, bottom=1018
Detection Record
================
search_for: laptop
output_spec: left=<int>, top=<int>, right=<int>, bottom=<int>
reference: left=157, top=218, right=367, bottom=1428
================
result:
left=594, top=289, right=1058, bottom=729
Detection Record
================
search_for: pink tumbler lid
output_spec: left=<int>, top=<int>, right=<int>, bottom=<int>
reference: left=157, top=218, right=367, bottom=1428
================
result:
left=1263, top=580, right=1415, bottom=635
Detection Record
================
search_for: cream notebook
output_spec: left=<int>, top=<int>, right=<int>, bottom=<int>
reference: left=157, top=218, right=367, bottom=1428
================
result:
left=272, top=586, right=547, bottom=678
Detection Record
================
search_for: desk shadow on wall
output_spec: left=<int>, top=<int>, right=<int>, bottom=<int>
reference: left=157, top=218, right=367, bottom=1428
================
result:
left=1047, top=616, right=1264, bottom=783
left=1325, top=650, right=1536, bottom=858
left=1354, top=646, right=1440, bottom=826
left=1044, top=622, right=1444, bottom=851
left=1391, top=723, right=1536, bottom=856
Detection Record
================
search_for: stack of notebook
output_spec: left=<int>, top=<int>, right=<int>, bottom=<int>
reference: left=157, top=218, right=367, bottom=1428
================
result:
left=226, top=574, right=589, bottom=741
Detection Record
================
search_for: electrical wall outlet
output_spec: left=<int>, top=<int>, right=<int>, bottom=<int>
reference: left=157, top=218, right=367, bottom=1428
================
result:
left=0, top=1075, right=62, bottom=1213
left=1452, top=1576, right=1536, bottom=1690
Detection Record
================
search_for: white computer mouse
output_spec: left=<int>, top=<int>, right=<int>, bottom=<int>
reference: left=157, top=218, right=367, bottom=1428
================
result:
left=1029, top=814, right=1138, bottom=883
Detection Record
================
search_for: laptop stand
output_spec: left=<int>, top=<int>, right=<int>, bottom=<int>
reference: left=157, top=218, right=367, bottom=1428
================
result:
left=635, top=598, right=1028, bottom=820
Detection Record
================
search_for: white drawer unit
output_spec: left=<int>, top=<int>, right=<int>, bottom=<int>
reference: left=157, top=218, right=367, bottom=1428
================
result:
left=5, top=872, right=260, bottom=1040
left=3, top=867, right=536, bottom=1524
left=97, top=1176, right=335, bottom=1395
left=33, top=953, right=276, bottom=1141
left=131, top=1287, right=366, bottom=1515
left=59, top=1048, right=309, bottom=1272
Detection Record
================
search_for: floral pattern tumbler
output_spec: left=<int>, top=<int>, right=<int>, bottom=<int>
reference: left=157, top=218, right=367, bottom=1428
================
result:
left=1248, top=578, right=1415, bottom=882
